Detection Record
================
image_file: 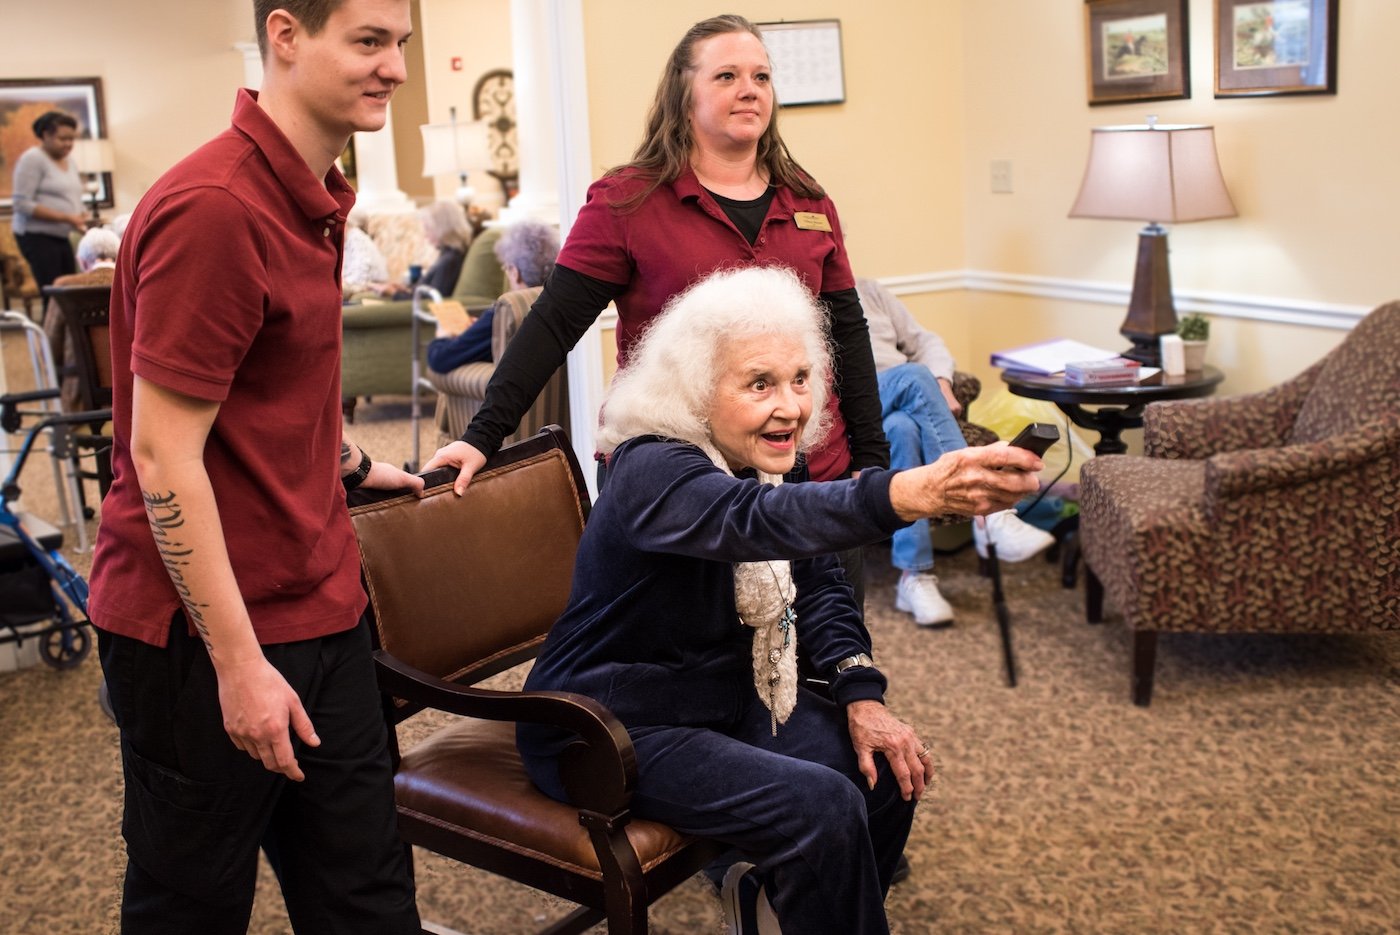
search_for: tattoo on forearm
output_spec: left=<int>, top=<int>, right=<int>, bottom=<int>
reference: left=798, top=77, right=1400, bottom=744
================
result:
left=142, top=489, right=213, bottom=650
left=340, top=441, right=354, bottom=469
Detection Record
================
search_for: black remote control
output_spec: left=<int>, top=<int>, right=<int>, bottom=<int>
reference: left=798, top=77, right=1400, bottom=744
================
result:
left=1007, top=422, right=1060, bottom=458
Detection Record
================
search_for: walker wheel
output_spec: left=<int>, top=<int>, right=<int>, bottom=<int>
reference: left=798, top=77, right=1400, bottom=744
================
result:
left=40, top=626, right=91, bottom=669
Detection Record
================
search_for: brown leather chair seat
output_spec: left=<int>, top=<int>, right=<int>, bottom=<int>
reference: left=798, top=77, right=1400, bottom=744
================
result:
left=395, top=719, right=694, bottom=878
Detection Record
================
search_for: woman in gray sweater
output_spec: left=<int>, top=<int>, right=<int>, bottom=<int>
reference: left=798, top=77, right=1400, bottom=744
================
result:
left=11, top=110, right=87, bottom=290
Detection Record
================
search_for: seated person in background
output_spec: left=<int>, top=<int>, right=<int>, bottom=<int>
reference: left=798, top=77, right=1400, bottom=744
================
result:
left=44, top=226, right=120, bottom=412
left=517, top=266, right=1044, bottom=935
left=417, top=199, right=472, bottom=296
left=858, top=276, right=1054, bottom=628
left=340, top=205, right=398, bottom=300
left=426, top=219, right=559, bottom=373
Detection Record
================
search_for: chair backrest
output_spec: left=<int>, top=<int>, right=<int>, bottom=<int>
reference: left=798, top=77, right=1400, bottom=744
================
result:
left=44, top=283, right=113, bottom=411
left=348, top=426, right=589, bottom=704
left=489, top=285, right=544, bottom=360
left=489, top=286, right=571, bottom=444
left=453, top=226, right=509, bottom=307
left=1290, top=301, right=1400, bottom=444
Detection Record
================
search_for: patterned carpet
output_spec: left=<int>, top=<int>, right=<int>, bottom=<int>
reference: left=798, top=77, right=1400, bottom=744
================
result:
left=2, top=391, right=1397, bottom=934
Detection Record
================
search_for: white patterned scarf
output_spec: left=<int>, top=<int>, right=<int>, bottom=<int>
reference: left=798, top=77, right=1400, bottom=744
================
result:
left=699, top=442, right=797, bottom=734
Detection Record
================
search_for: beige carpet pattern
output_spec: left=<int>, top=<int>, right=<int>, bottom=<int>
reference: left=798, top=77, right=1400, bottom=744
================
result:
left=2, top=384, right=1398, bottom=934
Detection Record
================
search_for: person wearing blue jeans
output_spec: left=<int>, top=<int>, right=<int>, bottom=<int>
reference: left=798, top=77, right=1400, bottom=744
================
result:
left=860, top=278, right=1054, bottom=627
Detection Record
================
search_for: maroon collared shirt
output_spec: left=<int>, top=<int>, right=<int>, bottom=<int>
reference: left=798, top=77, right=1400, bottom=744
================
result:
left=90, top=89, right=361, bottom=647
left=559, top=167, right=858, bottom=479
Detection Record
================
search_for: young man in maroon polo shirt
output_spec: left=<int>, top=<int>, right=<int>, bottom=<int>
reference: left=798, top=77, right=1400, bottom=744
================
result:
left=88, top=2, right=423, bottom=931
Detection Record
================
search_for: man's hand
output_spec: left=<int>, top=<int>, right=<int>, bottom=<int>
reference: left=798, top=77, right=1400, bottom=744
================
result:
left=937, top=377, right=963, bottom=418
left=888, top=443, right=1041, bottom=521
left=216, top=654, right=320, bottom=781
left=847, top=700, right=934, bottom=802
left=422, top=440, right=488, bottom=497
left=362, top=459, right=425, bottom=495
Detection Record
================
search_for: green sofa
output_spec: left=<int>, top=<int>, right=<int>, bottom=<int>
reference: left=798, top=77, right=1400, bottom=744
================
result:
left=341, top=226, right=508, bottom=420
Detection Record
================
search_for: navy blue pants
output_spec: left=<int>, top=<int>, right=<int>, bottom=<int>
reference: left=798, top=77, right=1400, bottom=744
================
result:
left=98, top=615, right=419, bottom=934
left=524, top=685, right=915, bottom=934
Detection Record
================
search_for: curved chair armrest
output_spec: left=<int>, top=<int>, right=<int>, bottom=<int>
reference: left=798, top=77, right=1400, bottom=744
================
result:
left=342, top=300, right=414, bottom=329
left=1202, top=414, right=1400, bottom=513
left=374, top=650, right=637, bottom=814
left=424, top=360, right=494, bottom=397
left=1145, top=361, right=1323, bottom=460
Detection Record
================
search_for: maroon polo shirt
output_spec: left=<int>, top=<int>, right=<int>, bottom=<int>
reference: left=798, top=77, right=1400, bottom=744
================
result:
left=558, top=167, right=858, bottom=480
left=89, top=89, right=362, bottom=648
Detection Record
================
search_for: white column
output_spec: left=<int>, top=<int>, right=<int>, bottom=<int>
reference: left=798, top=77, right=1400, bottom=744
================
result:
left=521, top=0, right=602, bottom=496
left=234, top=41, right=262, bottom=89
left=351, top=107, right=414, bottom=213
left=497, top=0, right=562, bottom=226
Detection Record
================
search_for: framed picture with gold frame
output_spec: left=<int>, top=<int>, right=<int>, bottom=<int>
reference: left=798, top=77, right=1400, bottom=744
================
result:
left=1084, top=0, right=1190, bottom=106
left=1215, top=0, right=1338, bottom=97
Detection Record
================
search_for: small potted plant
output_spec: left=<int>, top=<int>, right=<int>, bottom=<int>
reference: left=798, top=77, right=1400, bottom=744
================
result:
left=1177, top=313, right=1209, bottom=370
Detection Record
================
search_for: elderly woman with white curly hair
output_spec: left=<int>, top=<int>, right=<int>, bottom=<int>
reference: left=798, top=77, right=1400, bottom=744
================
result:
left=517, top=266, right=1043, bottom=934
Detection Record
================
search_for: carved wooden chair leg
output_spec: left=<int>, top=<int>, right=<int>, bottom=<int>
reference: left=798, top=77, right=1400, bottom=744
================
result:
left=1132, top=630, right=1158, bottom=707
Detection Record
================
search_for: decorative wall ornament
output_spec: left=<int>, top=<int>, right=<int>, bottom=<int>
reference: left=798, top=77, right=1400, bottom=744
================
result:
left=473, top=68, right=518, bottom=199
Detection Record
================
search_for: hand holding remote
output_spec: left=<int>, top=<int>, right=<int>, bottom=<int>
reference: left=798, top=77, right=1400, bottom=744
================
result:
left=1003, top=423, right=1059, bottom=467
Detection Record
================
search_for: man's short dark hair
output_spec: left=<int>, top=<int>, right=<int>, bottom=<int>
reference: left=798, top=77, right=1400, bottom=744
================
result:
left=253, top=0, right=345, bottom=57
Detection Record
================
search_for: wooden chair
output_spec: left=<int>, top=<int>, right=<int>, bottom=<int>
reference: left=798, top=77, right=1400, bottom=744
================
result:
left=42, top=283, right=114, bottom=501
left=347, top=426, right=723, bottom=934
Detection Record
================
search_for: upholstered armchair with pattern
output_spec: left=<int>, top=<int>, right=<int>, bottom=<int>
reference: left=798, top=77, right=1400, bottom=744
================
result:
left=1079, top=301, right=1400, bottom=706
left=423, top=285, right=570, bottom=447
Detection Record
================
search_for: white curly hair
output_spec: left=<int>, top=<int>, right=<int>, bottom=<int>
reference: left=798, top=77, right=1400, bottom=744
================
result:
left=596, top=265, right=833, bottom=457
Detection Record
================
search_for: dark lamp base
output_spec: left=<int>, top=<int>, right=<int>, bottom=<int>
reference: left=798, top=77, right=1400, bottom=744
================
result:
left=1121, top=336, right=1162, bottom=367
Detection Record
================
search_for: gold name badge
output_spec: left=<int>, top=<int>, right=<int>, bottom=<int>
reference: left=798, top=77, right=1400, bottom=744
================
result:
left=793, top=212, right=833, bottom=232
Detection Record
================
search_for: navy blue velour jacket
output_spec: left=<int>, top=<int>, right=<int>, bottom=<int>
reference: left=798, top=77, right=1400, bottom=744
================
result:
left=519, top=435, right=910, bottom=758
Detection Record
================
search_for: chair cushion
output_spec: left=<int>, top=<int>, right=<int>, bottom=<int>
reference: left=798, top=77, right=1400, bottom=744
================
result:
left=395, top=719, right=695, bottom=879
left=1079, top=455, right=1216, bottom=631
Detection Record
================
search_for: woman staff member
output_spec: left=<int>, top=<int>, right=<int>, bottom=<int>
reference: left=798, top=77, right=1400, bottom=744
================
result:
left=426, top=14, right=886, bottom=503
left=11, top=110, right=88, bottom=290
left=517, top=267, right=1042, bottom=935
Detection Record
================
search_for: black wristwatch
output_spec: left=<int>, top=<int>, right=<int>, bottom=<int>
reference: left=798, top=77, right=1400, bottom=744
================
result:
left=342, top=449, right=372, bottom=491
left=835, top=653, right=874, bottom=674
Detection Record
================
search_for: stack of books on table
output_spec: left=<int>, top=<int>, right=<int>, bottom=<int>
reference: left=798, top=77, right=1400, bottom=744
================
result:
left=990, top=339, right=1121, bottom=375
left=1064, top=357, right=1142, bottom=385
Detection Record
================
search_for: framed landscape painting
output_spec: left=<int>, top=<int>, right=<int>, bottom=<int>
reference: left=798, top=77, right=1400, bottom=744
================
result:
left=0, top=77, right=110, bottom=214
left=1215, top=0, right=1338, bottom=97
left=1084, top=0, right=1191, bottom=106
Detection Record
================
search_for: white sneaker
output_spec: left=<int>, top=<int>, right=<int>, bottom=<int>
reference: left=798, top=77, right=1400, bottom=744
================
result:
left=895, top=571, right=955, bottom=627
left=973, top=510, right=1055, bottom=563
left=720, top=861, right=782, bottom=934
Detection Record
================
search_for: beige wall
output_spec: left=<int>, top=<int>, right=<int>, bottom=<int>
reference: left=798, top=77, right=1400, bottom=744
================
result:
left=580, top=1, right=964, bottom=278
left=5, top=1, right=1389, bottom=401
left=954, top=0, right=1397, bottom=394
left=3, top=1, right=250, bottom=213
left=418, top=0, right=513, bottom=203
left=583, top=1, right=1393, bottom=399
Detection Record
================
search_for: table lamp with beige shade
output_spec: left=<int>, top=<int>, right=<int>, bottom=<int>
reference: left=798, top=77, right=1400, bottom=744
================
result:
left=1069, top=117, right=1236, bottom=366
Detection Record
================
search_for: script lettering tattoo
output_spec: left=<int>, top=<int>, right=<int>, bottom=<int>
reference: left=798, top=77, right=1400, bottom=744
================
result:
left=142, top=489, right=213, bottom=649
left=340, top=441, right=354, bottom=469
